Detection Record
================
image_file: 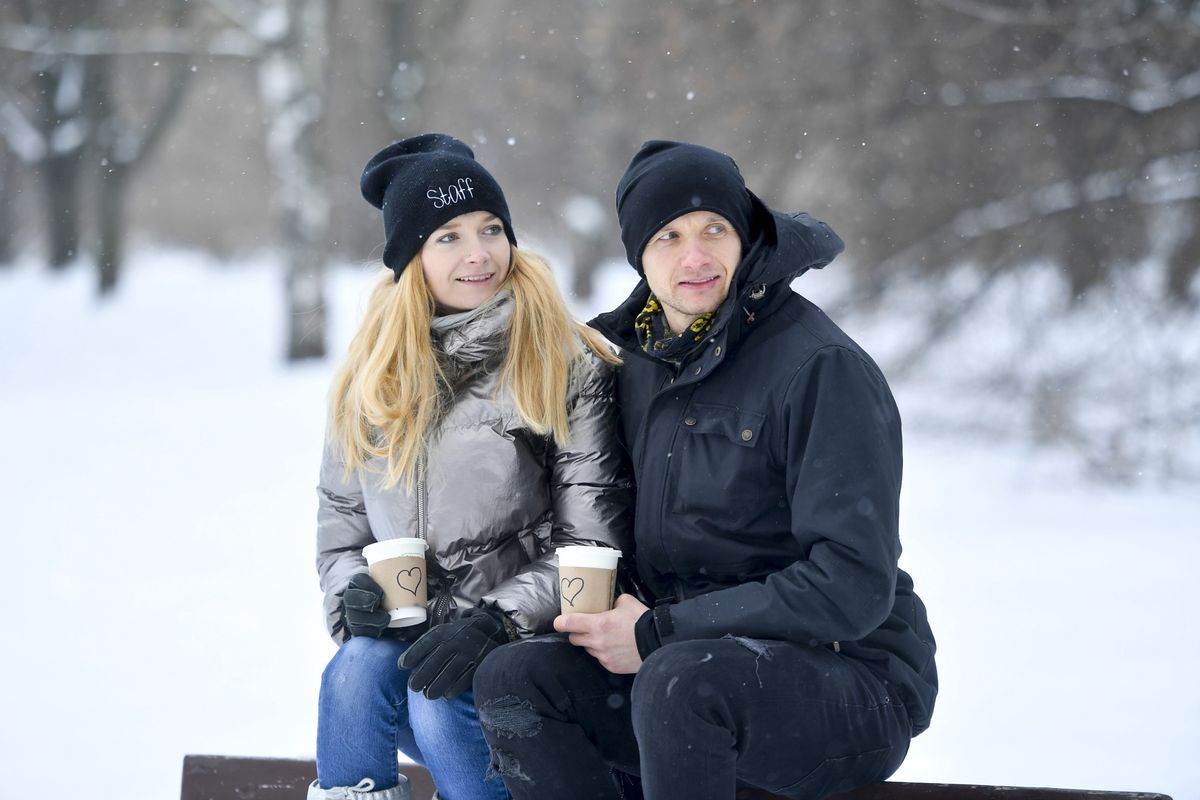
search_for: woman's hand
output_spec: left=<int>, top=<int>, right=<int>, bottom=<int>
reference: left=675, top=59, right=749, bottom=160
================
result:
left=554, top=594, right=648, bottom=674
left=398, top=607, right=512, bottom=699
left=340, top=573, right=391, bottom=639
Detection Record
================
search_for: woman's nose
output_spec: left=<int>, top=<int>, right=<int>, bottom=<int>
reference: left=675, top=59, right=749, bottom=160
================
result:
left=463, top=239, right=489, bottom=264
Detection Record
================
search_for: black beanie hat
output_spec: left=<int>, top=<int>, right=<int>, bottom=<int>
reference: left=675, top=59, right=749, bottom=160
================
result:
left=615, top=140, right=753, bottom=274
left=360, top=133, right=517, bottom=280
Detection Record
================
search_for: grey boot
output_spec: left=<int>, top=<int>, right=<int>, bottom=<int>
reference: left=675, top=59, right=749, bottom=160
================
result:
left=306, top=776, right=411, bottom=800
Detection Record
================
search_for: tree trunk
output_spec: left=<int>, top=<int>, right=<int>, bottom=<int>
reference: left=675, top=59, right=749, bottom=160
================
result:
left=96, top=161, right=128, bottom=294
left=285, top=255, right=327, bottom=360
left=29, top=10, right=92, bottom=271
left=0, top=153, right=16, bottom=266
left=1166, top=199, right=1200, bottom=303
left=569, top=230, right=607, bottom=303
left=89, top=1, right=193, bottom=297
left=259, top=0, right=330, bottom=361
left=42, top=151, right=82, bottom=268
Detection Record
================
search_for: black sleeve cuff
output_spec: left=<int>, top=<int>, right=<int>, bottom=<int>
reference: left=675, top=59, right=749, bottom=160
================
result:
left=634, top=609, right=662, bottom=659
left=653, top=601, right=675, bottom=640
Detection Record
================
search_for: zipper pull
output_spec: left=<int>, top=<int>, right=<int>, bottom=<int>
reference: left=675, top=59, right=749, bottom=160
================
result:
left=430, top=571, right=457, bottom=627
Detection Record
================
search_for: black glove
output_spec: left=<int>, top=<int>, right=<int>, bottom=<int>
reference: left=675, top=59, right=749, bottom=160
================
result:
left=398, top=607, right=513, bottom=700
left=340, top=572, right=391, bottom=639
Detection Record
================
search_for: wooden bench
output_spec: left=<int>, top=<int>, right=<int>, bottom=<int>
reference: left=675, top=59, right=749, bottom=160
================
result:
left=181, top=754, right=1174, bottom=800
left=181, top=755, right=434, bottom=799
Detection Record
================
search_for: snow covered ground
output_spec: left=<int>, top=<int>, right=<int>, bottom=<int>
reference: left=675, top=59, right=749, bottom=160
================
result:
left=1, top=249, right=1197, bottom=800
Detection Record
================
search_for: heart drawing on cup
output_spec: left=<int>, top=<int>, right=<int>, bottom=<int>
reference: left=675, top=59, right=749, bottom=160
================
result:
left=561, top=577, right=585, bottom=607
left=396, top=567, right=423, bottom=596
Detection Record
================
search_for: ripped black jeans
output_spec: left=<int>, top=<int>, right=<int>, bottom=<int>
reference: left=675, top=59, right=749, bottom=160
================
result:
left=472, top=633, right=912, bottom=800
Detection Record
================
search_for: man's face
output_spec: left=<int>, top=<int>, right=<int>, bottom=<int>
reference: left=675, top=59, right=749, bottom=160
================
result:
left=640, top=211, right=742, bottom=335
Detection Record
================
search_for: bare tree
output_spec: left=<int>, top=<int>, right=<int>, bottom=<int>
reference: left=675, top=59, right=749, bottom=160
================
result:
left=0, top=0, right=93, bottom=269
left=0, top=0, right=198, bottom=291
left=0, top=148, right=14, bottom=264
left=90, top=1, right=196, bottom=293
left=831, top=0, right=1200, bottom=303
left=201, top=0, right=331, bottom=359
left=426, top=0, right=1197, bottom=478
left=375, top=0, right=469, bottom=138
left=5, top=1, right=1193, bottom=473
left=264, top=0, right=332, bottom=360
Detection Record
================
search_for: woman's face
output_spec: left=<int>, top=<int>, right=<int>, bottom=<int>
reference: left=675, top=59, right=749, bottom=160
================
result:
left=420, top=211, right=512, bottom=313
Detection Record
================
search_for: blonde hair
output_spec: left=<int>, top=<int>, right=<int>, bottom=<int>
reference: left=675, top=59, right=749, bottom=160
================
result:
left=328, top=247, right=619, bottom=489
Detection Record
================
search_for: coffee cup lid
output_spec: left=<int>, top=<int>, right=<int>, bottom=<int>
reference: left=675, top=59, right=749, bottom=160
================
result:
left=363, top=537, right=428, bottom=564
left=556, top=545, right=622, bottom=569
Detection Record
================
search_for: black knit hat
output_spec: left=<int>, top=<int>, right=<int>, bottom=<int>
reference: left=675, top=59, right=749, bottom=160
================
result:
left=615, top=140, right=753, bottom=274
left=360, top=133, right=517, bottom=280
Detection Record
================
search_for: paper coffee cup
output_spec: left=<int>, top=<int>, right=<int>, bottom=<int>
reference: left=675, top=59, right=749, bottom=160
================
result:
left=363, top=538, right=428, bottom=627
left=557, top=546, right=622, bottom=614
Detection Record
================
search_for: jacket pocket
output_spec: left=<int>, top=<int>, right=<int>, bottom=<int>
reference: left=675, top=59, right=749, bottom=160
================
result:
left=685, top=402, right=765, bottom=447
left=668, top=403, right=769, bottom=522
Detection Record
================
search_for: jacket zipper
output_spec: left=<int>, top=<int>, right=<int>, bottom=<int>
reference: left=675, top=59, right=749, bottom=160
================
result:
left=416, top=452, right=428, bottom=541
left=634, top=367, right=693, bottom=591
left=430, top=572, right=457, bottom=627
left=418, top=451, right=456, bottom=627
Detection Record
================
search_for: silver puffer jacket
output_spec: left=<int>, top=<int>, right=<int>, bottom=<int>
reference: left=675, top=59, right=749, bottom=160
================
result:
left=316, top=291, right=632, bottom=641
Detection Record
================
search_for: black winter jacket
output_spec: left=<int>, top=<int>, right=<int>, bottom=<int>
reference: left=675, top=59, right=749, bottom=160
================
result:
left=590, top=208, right=938, bottom=735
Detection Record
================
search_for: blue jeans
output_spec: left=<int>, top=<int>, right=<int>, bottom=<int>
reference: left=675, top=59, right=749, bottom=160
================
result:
left=317, top=635, right=509, bottom=800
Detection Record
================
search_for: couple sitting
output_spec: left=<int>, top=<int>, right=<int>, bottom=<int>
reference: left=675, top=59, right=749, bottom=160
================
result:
left=312, top=133, right=938, bottom=800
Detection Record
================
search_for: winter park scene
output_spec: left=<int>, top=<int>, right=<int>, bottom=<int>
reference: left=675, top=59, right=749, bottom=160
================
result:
left=1, top=3, right=1198, bottom=800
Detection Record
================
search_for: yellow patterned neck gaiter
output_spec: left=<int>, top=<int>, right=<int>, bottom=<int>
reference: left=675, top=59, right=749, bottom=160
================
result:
left=634, top=295, right=715, bottom=360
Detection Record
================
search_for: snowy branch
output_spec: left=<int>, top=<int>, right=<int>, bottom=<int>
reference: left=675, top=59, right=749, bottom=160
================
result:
left=973, top=70, right=1200, bottom=114
left=922, top=0, right=1076, bottom=26
left=105, top=61, right=195, bottom=168
left=197, top=0, right=293, bottom=45
left=950, top=151, right=1200, bottom=239
left=0, top=88, right=45, bottom=162
left=856, top=149, right=1200, bottom=300
left=0, top=23, right=263, bottom=59
left=197, top=0, right=263, bottom=36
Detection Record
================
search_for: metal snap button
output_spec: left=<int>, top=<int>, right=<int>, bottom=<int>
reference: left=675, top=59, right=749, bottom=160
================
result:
left=694, top=366, right=702, bottom=375
left=714, top=346, right=722, bottom=356
left=684, top=417, right=697, bottom=426
left=740, top=429, right=753, bottom=441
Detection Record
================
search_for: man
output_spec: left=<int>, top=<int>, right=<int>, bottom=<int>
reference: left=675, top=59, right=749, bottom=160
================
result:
left=473, top=140, right=938, bottom=800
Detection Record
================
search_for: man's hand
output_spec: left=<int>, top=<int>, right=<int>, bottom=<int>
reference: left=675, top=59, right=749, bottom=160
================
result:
left=554, top=593, right=648, bottom=674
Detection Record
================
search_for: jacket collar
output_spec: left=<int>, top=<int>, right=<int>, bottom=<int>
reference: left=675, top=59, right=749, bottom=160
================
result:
left=432, top=289, right=513, bottom=364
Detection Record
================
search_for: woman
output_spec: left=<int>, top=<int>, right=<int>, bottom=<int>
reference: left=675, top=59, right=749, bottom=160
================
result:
left=311, top=134, right=631, bottom=800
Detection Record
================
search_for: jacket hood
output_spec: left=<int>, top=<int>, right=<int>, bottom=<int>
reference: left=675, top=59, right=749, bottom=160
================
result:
left=591, top=201, right=845, bottom=352
left=739, top=192, right=845, bottom=289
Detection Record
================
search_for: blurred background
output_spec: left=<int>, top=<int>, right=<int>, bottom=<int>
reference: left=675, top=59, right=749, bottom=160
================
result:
left=2, top=0, right=1197, bottom=479
left=1, top=2, right=1198, bottom=799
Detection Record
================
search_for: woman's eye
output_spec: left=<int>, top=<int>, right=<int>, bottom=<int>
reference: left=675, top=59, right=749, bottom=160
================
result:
left=436, top=232, right=458, bottom=244
left=482, top=224, right=503, bottom=236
